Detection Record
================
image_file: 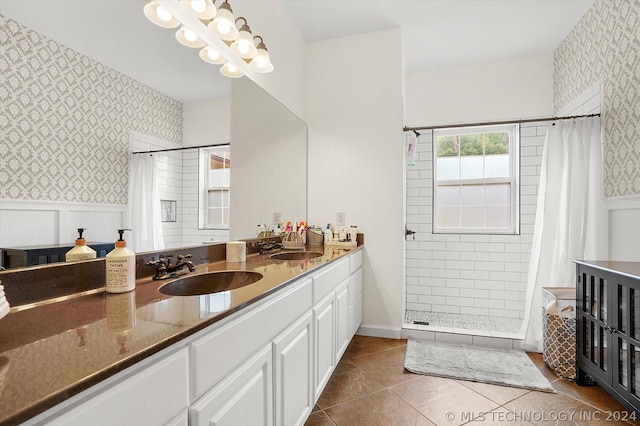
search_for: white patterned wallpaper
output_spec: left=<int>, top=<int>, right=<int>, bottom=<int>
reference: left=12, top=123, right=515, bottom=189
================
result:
left=554, top=0, right=640, bottom=198
left=0, top=16, right=183, bottom=204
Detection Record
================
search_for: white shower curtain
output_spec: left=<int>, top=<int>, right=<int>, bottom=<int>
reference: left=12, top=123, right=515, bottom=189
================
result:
left=128, top=154, right=165, bottom=252
left=521, top=116, right=607, bottom=352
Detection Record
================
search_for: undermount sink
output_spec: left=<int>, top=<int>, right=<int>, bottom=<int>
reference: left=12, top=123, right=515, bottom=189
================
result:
left=158, top=271, right=263, bottom=296
left=269, top=251, right=323, bottom=261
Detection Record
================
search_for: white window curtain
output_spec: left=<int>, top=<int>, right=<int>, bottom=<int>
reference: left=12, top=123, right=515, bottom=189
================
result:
left=127, top=154, right=165, bottom=252
left=521, top=116, right=607, bottom=352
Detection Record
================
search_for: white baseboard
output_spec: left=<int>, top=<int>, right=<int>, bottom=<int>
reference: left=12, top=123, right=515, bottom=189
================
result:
left=356, top=325, right=403, bottom=339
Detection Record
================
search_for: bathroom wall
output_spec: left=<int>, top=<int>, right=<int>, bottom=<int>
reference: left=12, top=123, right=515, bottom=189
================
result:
left=307, top=28, right=405, bottom=337
left=0, top=16, right=182, bottom=205
left=405, top=53, right=554, bottom=127
left=231, top=0, right=307, bottom=121
left=554, top=0, right=640, bottom=198
left=404, top=54, right=554, bottom=319
left=0, top=15, right=182, bottom=251
left=553, top=0, right=640, bottom=261
left=182, top=98, right=230, bottom=148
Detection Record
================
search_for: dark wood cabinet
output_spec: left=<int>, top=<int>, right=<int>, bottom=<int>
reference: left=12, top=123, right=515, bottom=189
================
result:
left=576, top=260, right=640, bottom=414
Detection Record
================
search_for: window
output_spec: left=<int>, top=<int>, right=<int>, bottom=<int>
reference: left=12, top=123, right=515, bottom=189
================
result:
left=433, top=124, right=519, bottom=234
left=199, top=146, right=230, bottom=229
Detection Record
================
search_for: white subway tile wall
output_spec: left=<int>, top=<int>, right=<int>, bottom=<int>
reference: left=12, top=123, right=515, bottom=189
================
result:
left=405, top=122, right=547, bottom=320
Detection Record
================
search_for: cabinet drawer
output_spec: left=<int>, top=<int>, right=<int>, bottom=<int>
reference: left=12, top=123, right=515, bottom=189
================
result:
left=190, top=278, right=312, bottom=400
left=349, top=250, right=362, bottom=274
left=48, top=348, right=189, bottom=426
left=313, top=258, right=349, bottom=303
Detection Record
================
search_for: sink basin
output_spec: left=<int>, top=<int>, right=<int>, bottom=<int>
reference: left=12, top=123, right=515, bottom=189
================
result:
left=158, top=271, right=263, bottom=296
left=270, top=252, right=323, bottom=261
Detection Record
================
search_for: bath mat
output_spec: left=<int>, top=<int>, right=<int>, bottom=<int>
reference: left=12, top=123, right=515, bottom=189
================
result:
left=404, top=340, right=555, bottom=393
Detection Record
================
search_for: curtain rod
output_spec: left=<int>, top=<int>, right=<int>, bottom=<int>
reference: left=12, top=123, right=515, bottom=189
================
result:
left=403, top=113, right=601, bottom=134
left=132, top=142, right=229, bottom=155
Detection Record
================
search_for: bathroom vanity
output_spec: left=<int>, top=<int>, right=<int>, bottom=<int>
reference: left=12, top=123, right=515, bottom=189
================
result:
left=0, top=244, right=363, bottom=426
left=575, top=260, right=640, bottom=414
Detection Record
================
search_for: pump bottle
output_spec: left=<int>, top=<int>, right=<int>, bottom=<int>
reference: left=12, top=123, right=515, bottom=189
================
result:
left=324, top=224, right=333, bottom=243
left=66, top=228, right=97, bottom=262
left=105, top=229, right=136, bottom=293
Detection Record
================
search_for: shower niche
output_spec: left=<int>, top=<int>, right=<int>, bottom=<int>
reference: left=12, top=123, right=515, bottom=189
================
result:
left=576, top=260, right=640, bottom=414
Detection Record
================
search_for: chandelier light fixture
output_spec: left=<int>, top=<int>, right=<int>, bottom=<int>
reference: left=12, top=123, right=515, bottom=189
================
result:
left=143, top=1, right=180, bottom=28
left=143, top=0, right=274, bottom=78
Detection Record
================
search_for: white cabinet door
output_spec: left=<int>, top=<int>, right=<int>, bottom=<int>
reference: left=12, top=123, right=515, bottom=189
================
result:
left=273, top=311, right=313, bottom=426
left=190, top=345, right=273, bottom=426
left=47, top=348, right=189, bottom=426
left=313, top=292, right=335, bottom=401
left=349, top=267, right=363, bottom=338
left=349, top=294, right=363, bottom=339
left=335, top=278, right=350, bottom=361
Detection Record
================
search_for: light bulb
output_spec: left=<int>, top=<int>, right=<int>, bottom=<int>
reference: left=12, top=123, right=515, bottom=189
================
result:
left=191, top=0, right=206, bottom=13
left=249, top=46, right=273, bottom=73
left=144, top=1, right=179, bottom=28
left=184, top=29, right=197, bottom=42
left=217, top=22, right=231, bottom=35
left=238, top=43, right=250, bottom=55
left=176, top=26, right=205, bottom=48
left=199, top=46, right=224, bottom=64
left=156, top=5, right=172, bottom=22
left=220, top=62, right=243, bottom=78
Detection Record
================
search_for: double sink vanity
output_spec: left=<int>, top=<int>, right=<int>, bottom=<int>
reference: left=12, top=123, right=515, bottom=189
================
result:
left=0, top=241, right=363, bottom=425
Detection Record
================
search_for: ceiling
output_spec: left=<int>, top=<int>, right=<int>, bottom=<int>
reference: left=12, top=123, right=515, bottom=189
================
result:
left=281, top=0, right=596, bottom=71
left=0, top=0, right=595, bottom=103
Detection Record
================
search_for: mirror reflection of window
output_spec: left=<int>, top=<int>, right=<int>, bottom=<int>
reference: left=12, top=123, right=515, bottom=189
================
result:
left=199, top=146, right=230, bottom=229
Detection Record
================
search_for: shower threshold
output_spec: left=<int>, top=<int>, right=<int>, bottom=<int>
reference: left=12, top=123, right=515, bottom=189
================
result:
left=403, top=311, right=524, bottom=346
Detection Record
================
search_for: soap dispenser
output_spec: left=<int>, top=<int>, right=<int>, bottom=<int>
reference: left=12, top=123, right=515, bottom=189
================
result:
left=65, top=228, right=97, bottom=262
left=105, top=229, right=136, bottom=293
left=324, top=224, right=333, bottom=243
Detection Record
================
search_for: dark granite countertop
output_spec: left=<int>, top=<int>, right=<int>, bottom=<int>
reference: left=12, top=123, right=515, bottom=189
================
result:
left=0, top=244, right=361, bottom=425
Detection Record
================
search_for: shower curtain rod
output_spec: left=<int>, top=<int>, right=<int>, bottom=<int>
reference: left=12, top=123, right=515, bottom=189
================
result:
left=132, top=142, right=229, bottom=155
left=403, top=113, right=601, bottom=134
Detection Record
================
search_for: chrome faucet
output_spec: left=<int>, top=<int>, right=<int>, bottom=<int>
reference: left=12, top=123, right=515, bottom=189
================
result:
left=146, top=254, right=196, bottom=280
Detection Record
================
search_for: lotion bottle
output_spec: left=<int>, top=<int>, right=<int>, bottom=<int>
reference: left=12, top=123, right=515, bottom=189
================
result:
left=105, top=229, right=136, bottom=293
left=324, top=224, right=333, bottom=243
left=66, top=228, right=97, bottom=262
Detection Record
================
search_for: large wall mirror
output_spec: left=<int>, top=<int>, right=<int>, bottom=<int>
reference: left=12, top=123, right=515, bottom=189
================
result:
left=0, top=0, right=307, bottom=268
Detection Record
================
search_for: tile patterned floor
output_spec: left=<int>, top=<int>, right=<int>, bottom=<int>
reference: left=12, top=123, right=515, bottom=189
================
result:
left=306, top=335, right=640, bottom=426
